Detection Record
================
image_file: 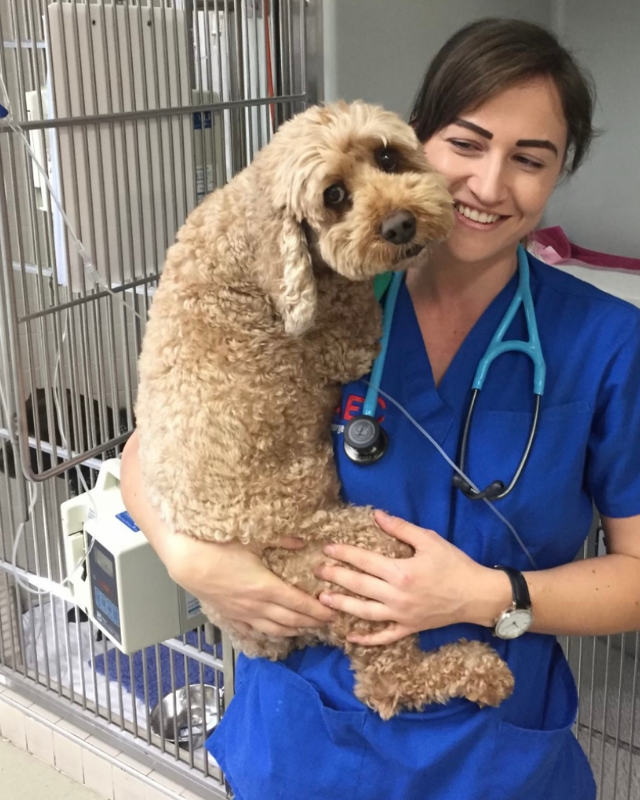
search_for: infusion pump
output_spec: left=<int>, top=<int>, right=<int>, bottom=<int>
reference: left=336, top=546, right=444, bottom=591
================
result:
left=60, top=459, right=208, bottom=654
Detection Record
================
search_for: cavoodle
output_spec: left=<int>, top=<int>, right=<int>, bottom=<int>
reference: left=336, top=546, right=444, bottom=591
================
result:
left=136, top=101, right=514, bottom=719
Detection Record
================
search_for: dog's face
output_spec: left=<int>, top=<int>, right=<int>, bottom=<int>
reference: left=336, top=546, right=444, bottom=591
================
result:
left=256, top=101, right=454, bottom=335
left=268, top=101, right=454, bottom=281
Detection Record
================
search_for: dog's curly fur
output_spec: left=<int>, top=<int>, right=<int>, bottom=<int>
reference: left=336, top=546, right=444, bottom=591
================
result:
left=136, top=101, right=514, bottom=719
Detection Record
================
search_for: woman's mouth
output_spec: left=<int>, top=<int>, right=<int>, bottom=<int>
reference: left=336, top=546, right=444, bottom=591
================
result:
left=454, top=202, right=507, bottom=229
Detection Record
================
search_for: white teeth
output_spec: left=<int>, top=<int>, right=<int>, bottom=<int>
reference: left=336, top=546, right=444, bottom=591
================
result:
left=455, top=203, right=501, bottom=224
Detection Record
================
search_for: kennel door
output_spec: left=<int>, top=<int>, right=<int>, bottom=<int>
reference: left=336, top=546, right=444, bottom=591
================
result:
left=45, top=2, right=195, bottom=289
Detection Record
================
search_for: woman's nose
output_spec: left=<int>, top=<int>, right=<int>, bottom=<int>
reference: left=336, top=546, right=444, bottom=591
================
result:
left=466, top=158, right=508, bottom=206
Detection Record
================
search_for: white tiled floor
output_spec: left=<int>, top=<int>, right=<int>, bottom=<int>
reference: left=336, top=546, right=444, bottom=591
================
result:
left=0, top=736, right=102, bottom=800
left=0, top=682, right=210, bottom=800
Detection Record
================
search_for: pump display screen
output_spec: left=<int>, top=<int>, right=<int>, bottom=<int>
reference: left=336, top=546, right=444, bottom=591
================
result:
left=87, top=535, right=121, bottom=644
left=93, top=546, right=114, bottom=578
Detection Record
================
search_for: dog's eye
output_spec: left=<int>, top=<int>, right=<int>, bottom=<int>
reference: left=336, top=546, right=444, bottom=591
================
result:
left=323, top=183, right=348, bottom=207
left=375, top=147, right=400, bottom=173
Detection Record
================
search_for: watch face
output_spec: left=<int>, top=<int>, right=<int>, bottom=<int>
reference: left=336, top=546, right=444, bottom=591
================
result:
left=495, top=609, right=534, bottom=639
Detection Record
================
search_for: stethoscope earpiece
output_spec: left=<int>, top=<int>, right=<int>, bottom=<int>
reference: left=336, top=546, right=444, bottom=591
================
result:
left=343, top=416, right=388, bottom=464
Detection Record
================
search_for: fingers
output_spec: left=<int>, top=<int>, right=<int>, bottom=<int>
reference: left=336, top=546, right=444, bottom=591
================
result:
left=277, top=583, right=336, bottom=623
left=318, top=591, right=390, bottom=622
left=226, top=618, right=253, bottom=637
left=251, top=619, right=305, bottom=638
left=247, top=537, right=307, bottom=556
left=321, top=544, right=401, bottom=583
left=315, top=561, right=393, bottom=603
left=232, top=596, right=331, bottom=637
left=347, top=623, right=411, bottom=646
left=277, top=536, right=307, bottom=550
left=261, top=601, right=330, bottom=630
left=229, top=616, right=304, bottom=638
left=374, top=510, right=438, bottom=549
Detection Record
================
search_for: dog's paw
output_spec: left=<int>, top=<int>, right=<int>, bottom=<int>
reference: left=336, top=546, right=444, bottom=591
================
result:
left=451, top=641, right=515, bottom=707
left=354, top=678, right=403, bottom=721
left=460, top=661, right=515, bottom=707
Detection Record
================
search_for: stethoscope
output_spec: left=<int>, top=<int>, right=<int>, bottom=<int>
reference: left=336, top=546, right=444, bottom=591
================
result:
left=343, top=245, right=546, bottom=502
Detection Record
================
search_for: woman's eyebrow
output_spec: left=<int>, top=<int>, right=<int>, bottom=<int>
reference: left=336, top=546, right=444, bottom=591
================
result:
left=515, top=139, right=559, bottom=156
left=452, top=119, right=559, bottom=157
left=452, top=119, right=492, bottom=139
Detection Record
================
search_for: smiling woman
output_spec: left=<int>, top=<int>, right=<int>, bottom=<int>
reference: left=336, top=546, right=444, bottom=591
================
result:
left=419, top=78, right=568, bottom=274
left=121, top=17, right=640, bottom=800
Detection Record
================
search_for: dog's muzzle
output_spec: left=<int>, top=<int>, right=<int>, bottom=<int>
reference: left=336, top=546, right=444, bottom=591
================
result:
left=380, top=210, right=416, bottom=245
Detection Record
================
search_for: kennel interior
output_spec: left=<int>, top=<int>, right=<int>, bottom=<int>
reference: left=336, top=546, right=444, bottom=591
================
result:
left=0, top=1, right=639, bottom=799
left=0, top=0, right=309, bottom=796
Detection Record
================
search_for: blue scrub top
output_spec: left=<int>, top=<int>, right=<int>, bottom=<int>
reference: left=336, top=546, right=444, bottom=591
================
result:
left=208, top=253, right=640, bottom=800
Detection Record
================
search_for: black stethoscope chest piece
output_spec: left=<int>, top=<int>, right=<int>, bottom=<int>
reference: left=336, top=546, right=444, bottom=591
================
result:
left=343, top=415, right=388, bottom=464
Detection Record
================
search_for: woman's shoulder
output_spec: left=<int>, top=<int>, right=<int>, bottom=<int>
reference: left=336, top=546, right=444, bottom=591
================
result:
left=529, top=252, right=640, bottom=333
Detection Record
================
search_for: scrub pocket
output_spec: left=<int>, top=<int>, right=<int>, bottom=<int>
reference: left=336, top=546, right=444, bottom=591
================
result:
left=490, top=651, right=596, bottom=800
left=207, top=657, right=368, bottom=800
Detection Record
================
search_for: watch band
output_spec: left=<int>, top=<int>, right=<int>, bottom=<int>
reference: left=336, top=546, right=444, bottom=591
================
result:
left=493, top=566, right=532, bottom=611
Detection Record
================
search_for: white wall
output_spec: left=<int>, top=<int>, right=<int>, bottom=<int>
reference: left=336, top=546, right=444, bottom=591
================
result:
left=321, top=0, right=640, bottom=261
left=545, top=0, right=640, bottom=258
left=322, top=0, right=554, bottom=117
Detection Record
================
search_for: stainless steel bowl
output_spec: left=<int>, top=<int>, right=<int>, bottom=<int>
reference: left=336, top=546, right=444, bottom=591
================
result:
left=150, top=684, right=220, bottom=749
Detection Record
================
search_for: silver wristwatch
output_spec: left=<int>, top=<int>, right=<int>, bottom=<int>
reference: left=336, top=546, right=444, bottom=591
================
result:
left=492, top=566, right=534, bottom=640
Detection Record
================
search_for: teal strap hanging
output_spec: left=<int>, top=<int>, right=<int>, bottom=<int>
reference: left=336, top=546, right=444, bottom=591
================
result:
left=373, top=272, right=393, bottom=302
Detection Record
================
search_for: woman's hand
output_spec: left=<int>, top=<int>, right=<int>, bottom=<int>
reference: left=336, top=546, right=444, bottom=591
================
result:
left=120, top=432, right=335, bottom=638
left=314, top=510, right=510, bottom=645
left=163, top=533, right=336, bottom=638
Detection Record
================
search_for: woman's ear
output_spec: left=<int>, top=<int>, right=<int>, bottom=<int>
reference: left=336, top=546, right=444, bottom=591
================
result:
left=277, top=214, right=317, bottom=336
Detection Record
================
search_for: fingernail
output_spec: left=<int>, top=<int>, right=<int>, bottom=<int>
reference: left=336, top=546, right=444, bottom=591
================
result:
left=319, top=592, right=333, bottom=606
left=323, top=544, right=336, bottom=556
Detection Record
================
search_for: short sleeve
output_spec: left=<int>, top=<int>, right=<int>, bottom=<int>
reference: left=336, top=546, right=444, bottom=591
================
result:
left=586, top=318, right=640, bottom=517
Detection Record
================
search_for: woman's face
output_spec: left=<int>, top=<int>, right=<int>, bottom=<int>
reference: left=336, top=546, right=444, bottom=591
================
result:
left=422, top=77, right=568, bottom=266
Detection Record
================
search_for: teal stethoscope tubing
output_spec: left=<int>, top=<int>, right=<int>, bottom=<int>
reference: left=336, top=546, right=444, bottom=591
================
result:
left=361, top=244, right=546, bottom=501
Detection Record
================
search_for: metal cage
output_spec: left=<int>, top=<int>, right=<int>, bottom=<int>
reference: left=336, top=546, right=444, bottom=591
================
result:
left=0, top=2, right=638, bottom=798
left=0, top=0, right=316, bottom=796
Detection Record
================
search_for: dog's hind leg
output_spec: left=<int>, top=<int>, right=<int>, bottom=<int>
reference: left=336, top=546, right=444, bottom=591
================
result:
left=345, top=636, right=514, bottom=720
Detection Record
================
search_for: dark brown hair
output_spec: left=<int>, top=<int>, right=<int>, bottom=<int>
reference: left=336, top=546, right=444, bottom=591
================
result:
left=409, top=18, right=597, bottom=174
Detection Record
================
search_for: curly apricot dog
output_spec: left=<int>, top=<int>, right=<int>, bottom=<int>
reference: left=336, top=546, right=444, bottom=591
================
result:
left=136, top=101, right=514, bottom=718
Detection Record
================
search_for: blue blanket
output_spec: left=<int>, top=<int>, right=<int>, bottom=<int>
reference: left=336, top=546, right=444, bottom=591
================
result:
left=93, top=630, right=222, bottom=711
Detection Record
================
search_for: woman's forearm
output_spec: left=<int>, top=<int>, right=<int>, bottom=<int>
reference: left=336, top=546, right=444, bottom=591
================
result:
left=472, top=552, right=640, bottom=637
left=524, top=553, right=640, bottom=636
left=119, top=430, right=335, bottom=634
left=120, top=430, right=172, bottom=561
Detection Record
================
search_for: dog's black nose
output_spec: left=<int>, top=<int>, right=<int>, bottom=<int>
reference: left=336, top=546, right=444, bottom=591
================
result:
left=380, top=210, right=416, bottom=245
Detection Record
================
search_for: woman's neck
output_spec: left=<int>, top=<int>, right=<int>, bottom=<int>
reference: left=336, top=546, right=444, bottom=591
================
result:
left=406, top=245, right=518, bottom=313
left=404, top=245, right=520, bottom=387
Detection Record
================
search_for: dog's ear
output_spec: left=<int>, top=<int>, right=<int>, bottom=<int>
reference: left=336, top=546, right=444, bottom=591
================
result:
left=277, top=214, right=316, bottom=336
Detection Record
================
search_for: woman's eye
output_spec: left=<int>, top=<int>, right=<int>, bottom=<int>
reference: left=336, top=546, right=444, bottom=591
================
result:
left=323, top=183, right=348, bottom=207
left=448, top=139, right=478, bottom=152
left=375, top=147, right=400, bottom=173
left=515, top=155, right=544, bottom=170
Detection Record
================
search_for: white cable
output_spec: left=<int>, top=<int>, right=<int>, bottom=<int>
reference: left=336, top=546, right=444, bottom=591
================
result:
left=0, top=72, right=128, bottom=596
left=10, top=307, right=100, bottom=598
left=0, top=69, right=143, bottom=320
left=366, top=381, right=539, bottom=570
left=9, top=121, right=143, bottom=320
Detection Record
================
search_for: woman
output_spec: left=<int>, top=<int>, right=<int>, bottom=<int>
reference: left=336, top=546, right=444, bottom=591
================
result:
left=121, top=18, right=640, bottom=799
